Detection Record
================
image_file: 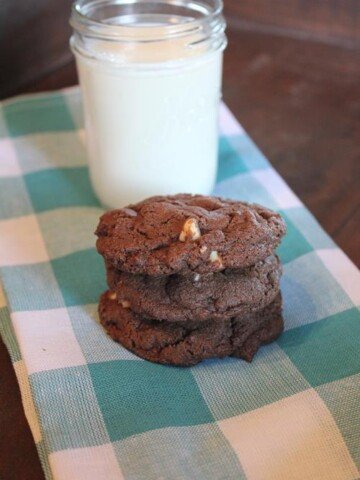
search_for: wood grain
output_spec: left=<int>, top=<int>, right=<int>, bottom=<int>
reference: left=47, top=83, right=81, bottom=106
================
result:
left=224, top=0, right=360, bottom=47
left=1, top=25, right=359, bottom=480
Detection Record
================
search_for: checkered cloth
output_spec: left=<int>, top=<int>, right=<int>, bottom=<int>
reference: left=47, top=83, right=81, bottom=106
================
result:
left=0, top=87, right=359, bottom=480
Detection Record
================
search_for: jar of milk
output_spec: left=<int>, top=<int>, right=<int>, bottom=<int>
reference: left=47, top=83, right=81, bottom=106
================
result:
left=70, top=0, right=227, bottom=208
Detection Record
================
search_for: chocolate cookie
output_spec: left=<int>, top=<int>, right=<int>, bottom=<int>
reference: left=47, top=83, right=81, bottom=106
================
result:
left=96, top=194, right=286, bottom=276
left=107, top=255, right=282, bottom=323
left=99, top=291, right=283, bottom=366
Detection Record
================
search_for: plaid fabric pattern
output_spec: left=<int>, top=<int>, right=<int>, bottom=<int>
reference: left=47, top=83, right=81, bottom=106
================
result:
left=0, top=87, right=359, bottom=480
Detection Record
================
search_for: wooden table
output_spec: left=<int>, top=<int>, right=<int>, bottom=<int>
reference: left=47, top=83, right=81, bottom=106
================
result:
left=0, top=27, right=359, bottom=480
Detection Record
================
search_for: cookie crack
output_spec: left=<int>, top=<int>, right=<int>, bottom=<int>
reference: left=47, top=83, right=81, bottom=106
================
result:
left=154, top=323, right=208, bottom=353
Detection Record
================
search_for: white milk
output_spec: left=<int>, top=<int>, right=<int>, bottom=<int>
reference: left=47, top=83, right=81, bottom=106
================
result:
left=71, top=5, right=226, bottom=207
left=76, top=52, right=223, bottom=207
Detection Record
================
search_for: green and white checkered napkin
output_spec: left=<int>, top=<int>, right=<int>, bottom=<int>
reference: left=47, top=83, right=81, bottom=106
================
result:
left=0, top=87, right=359, bottom=480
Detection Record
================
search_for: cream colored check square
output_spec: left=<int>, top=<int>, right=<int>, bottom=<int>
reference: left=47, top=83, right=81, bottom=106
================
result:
left=0, top=215, right=49, bottom=266
left=218, top=389, right=358, bottom=480
left=12, top=308, right=86, bottom=374
left=0, top=138, right=21, bottom=177
left=253, top=169, right=302, bottom=209
left=49, top=444, right=124, bottom=480
left=219, top=103, right=244, bottom=135
left=317, top=248, right=360, bottom=305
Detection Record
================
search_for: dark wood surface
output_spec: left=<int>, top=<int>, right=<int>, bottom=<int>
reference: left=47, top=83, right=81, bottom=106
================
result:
left=225, top=0, right=360, bottom=47
left=0, top=0, right=74, bottom=99
left=1, top=26, right=359, bottom=480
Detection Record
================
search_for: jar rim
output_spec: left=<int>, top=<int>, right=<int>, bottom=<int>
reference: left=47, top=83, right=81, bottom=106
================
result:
left=70, top=0, right=224, bottom=42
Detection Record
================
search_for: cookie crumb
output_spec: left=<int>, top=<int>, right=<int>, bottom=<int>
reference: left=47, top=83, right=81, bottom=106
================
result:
left=210, top=250, right=223, bottom=267
left=120, top=300, right=131, bottom=308
left=179, top=218, right=201, bottom=242
left=108, top=292, right=117, bottom=300
left=200, top=245, right=208, bottom=254
left=194, top=273, right=201, bottom=282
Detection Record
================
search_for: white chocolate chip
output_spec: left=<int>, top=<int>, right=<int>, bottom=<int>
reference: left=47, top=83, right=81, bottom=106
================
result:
left=179, top=218, right=201, bottom=242
left=200, top=245, right=208, bottom=254
left=194, top=273, right=201, bottom=282
left=210, top=250, right=223, bottom=267
left=120, top=300, right=130, bottom=309
left=108, top=292, right=117, bottom=300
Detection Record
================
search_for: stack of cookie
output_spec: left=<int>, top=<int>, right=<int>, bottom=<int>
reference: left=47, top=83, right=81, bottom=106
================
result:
left=96, top=194, right=286, bottom=366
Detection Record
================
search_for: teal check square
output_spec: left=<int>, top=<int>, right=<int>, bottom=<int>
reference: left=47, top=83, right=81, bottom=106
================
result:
left=51, top=249, right=106, bottom=307
left=227, top=134, right=269, bottom=171
left=0, top=177, right=33, bottom=219
left=24, top=167, right=100, bottom=212
left=1, top=263, right=64, bottom=311
left=277, top=210, right=314, bottom=264
left=217, top=136, right=248, bottom=183
left=89, top=360, right=214, bottom=441
left=31, top=366, right=110, bottom=452
left=3, top=95, right=75, bottom=137
left=279, top=308, right=360, bottom=387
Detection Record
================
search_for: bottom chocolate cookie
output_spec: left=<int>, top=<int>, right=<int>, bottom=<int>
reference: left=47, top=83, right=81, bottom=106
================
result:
left=99, top=291, right=283, bottom=366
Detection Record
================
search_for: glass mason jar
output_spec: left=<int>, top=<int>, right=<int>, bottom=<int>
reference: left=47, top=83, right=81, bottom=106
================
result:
left=70, top=0, right=227, bottom=208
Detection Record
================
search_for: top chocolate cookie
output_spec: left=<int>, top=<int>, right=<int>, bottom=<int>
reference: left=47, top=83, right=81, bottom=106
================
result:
left=95, top=194, right=286, bottom=276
